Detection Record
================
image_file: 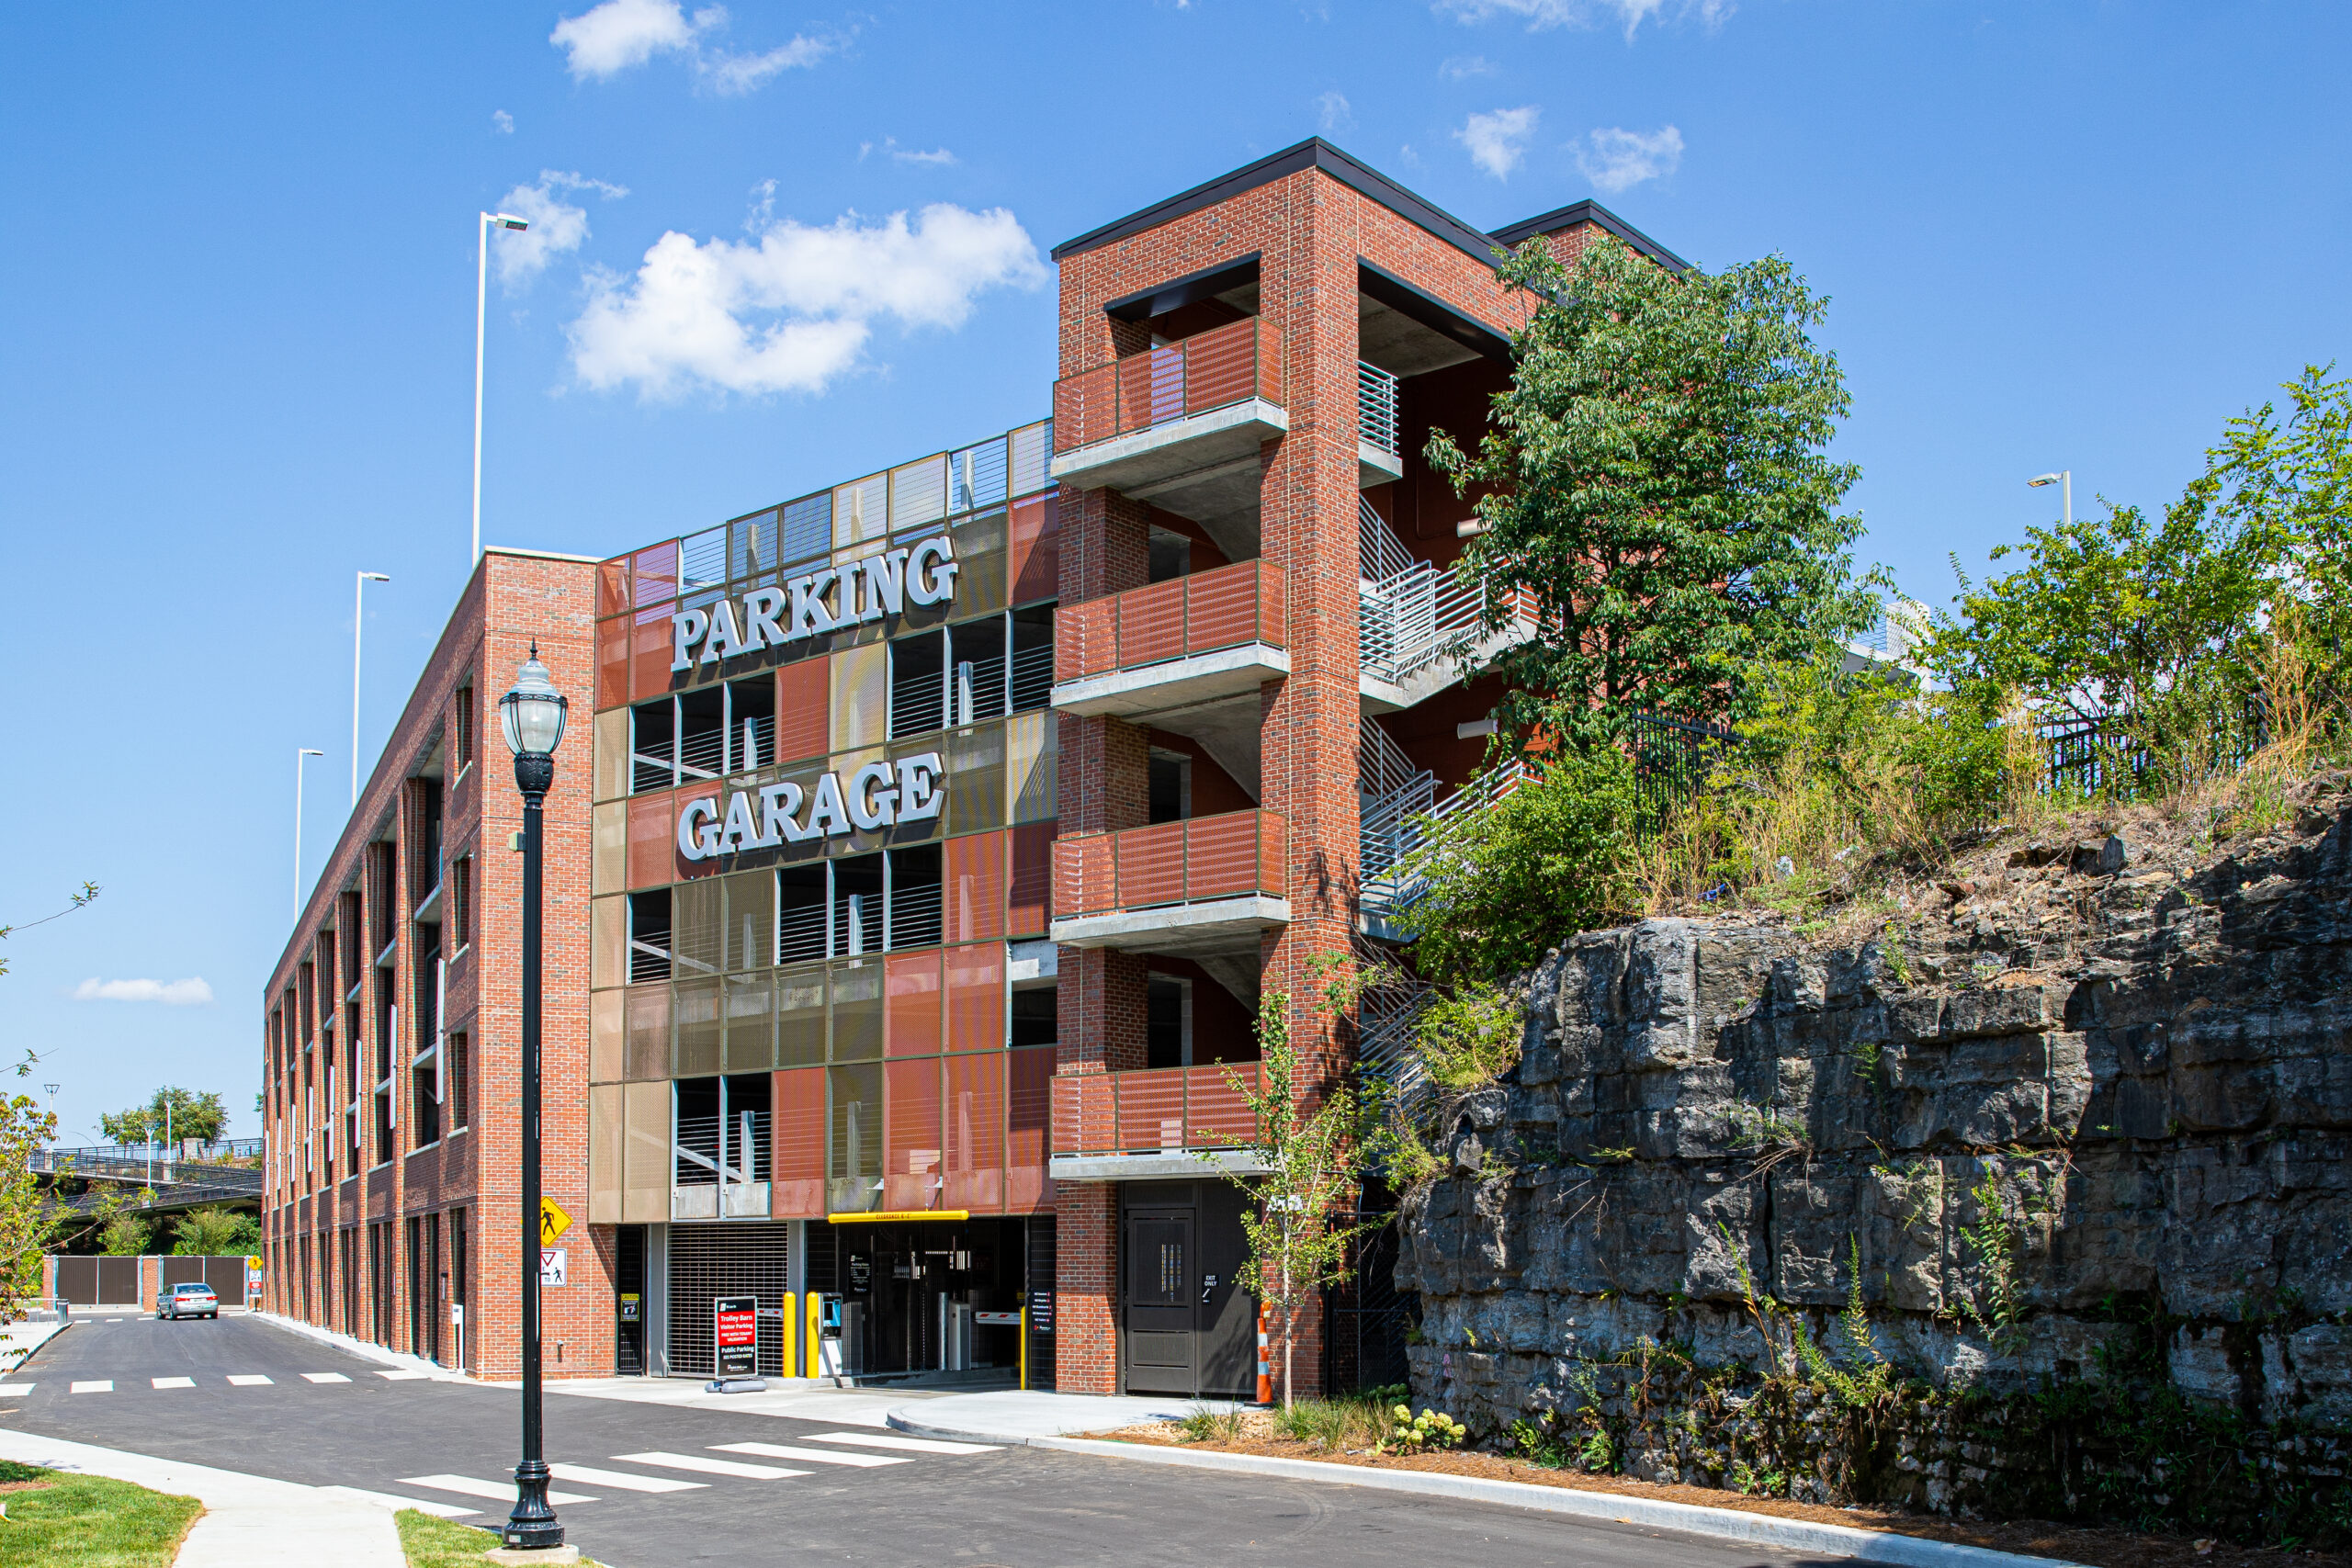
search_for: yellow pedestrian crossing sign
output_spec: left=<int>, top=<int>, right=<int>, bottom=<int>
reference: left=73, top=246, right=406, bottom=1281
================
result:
left=540, top=1197, right=571, bottom=1244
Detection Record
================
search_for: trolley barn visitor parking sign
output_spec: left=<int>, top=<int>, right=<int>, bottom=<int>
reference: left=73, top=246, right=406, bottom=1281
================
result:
left=714, top=1295, right=759, bottom=1377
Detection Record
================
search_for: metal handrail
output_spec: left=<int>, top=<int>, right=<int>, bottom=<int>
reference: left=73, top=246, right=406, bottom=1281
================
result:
left=1050, top=1062, right=1265, bottom=1156
left=1357, top=361, right=1399, bottom=458
left=1051, top=317, right=1284, bottom=455
left=1054, top=559, right=1286, bottom=684
left=1054, top=809, right=1288, bottom=919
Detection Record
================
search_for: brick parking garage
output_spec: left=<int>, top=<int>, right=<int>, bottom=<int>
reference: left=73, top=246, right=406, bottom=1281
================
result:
left=261, top=138, right=1688, bottom=1400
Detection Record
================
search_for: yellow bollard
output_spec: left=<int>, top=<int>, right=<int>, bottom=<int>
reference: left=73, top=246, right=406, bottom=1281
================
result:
left=805, top=1291, right=822, bottom=1379
left=781, top=1292, right=797, bottom=1382
left=1018, top=1304, right=1028, bottom=1391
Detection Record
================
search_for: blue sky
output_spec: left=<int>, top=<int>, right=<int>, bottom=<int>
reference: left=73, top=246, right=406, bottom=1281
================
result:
left=3, top=1, right=2346, bottom=1145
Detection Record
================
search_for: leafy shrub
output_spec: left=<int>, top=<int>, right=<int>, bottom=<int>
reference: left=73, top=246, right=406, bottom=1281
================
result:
left=1395, top=743, right=1641, bottom=982
left=1411, top=982, right=1522, bottom=1091
left=1378, top=1404, right=1467, bottom=1454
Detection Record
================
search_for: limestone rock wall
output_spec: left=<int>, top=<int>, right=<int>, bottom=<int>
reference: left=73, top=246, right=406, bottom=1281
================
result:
left=1399, top=793, right=2352, bottom=1453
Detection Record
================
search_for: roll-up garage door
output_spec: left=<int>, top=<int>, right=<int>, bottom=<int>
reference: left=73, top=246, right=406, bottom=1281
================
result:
left=667, top=1223, right=791, bottom=1378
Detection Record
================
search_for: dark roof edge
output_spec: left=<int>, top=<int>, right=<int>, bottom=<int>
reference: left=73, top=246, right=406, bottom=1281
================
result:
left=1104, top=252, right=1261, bottom=322
left=1052, top=138, right=1505, bottom=266
left=1488, top=199, right=1690, bottom=272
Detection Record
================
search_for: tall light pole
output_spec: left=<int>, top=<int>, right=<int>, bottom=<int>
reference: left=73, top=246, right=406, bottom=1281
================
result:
left=2030, top=469, right=2072, bottom=527
left=294, top=748, right=324, bottom=919
left=353, top=571, right=391, bottom=805
left=474, top=211, right=531, bottom=565
left=498, top=644, right=568, bottom=1553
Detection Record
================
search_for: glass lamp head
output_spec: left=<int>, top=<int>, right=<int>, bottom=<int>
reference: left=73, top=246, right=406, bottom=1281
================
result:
left=499, top=644, right=568, bottom=758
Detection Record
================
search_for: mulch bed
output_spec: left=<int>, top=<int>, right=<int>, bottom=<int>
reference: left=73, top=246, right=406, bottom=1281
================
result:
left=1080, top=1426, right=2347, bottom=1568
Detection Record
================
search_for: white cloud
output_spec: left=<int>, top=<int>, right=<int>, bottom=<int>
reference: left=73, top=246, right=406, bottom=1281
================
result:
left=1440, top=54, right=1498, bottom=78
left=550, top=0, right=700, bottom=78
left=73, top=977, right=213, bottom=1006
left=1457, top=106, right=1539, bottom=180
left=1317, top=89, right=1353, bottom=132
left=549, top=0, right=838, bottom=93
left=707, top=33, right=834, bottom=95
left=860, top=137, right=958, bottom=166
left=1576, top=124, right=1683, bottom=192
left=492, top=109, right=515, bottom=134
left=570, top=204, right=1046, bottom=400
left=1436, top=0, right=1731, bottom=41
left=494, top=171, right=629, bottom=289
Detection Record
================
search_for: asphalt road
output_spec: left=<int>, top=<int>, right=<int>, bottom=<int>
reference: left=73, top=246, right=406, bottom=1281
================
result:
left=5, top=1314, right=1831, bottom=1568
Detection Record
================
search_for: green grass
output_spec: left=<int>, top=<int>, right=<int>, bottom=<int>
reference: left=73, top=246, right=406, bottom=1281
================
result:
left=0, top=1460, right=200, bottom=1568
left=396, top=1508, right=610, bottom=1567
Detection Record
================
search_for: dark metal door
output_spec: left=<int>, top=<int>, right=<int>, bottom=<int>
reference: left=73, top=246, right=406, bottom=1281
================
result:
left=1122, top=1211, right=1195, bottom=1393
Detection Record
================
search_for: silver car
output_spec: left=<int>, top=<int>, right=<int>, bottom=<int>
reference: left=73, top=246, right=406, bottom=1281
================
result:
left=158, top=1281, right=219, bottom=1320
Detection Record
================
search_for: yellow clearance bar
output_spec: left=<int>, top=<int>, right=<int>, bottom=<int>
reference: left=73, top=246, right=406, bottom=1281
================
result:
left=826, top=1211, right=969, bottom=1224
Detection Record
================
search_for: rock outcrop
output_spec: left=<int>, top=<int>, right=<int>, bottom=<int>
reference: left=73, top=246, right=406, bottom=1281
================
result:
left=1398, top=779, right=2352, bottom=1517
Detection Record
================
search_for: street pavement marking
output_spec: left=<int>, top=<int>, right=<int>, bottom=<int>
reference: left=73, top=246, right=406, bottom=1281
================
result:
left=401, top=1474, right=598, bottom=1506
left=376, top=1370, right=431, bottom=1381
left=151, top=1376, right=196, bottom=1389
left=713, top=1441, right=910, bottom=1469
left=548, top=1462, right=707, bottom=1494
left=70, top=1381, right=112, bottom=1393
left=226, top=1374, right=273, bottom=1386
left=614, top=1451, right=810, bottom=1481
left=804, top=1431, right=1000, bottom=1455
left=105, top=1318, right=123, bottom=1324
left=318, top=1484, right=476, bottom=1519
left=301, top=1372, right=352, bottom=1383
left=0, top=1384, right=32, bottom=1397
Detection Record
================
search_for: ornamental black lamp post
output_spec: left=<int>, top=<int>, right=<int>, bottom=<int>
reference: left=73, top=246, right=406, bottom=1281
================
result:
left=499, top=644, right=567, bottom=1553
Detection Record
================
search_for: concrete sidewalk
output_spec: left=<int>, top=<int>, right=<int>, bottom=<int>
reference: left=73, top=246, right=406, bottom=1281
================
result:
left=0, top=1317, right=69, bottom=1372
left=885, top=1393, right=2089, bottom=1568
left=0, top=1428, right=418, bottom=1567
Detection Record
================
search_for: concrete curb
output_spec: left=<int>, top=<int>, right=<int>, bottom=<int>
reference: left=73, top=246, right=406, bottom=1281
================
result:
left=0, top=1318, right=68, bottom=1371
left=884, top=1411, right=2086, bottom=1568
left=249, top=1310, right=472, bottom=1381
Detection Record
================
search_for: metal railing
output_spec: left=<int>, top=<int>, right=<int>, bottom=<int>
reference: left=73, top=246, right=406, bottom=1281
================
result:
left=673, top=1111, right=771, bottom=1188
left=1051, top=1063, right=1262, bottom=1156
left=1055, top=559, right=1287, bottom=684
left=1359, top=762, right=1534, bottom=919
left=1359, top=496, right=1415, bottom=586
left=1010, top=640, right=1055, bottom=712
left=1358, top=361, right=1399, bottom=460
left=1052, top=317, right=1285, bottom=454
left=1360, top=562, right=1529, bottom=689
left=1054, top=810, right=1288, bottom=919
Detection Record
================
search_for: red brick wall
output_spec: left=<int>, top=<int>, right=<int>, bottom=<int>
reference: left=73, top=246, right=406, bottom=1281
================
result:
left=1049, top=163, right=1534, bottom=1396
left=261, top=549, right=598, bottom=1380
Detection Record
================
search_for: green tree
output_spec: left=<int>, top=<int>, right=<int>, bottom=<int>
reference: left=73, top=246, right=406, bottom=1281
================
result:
left=1204, top=976, right=1375, bottom=1410
left=101, top=1086, right=228, bottom=1146
left=1393, top=742, right=1641, bottom=982
left=170, top=1206, right=258, bottom=1257
left=1428, top=234, right=1878, bottom=753
left=98, top=1212, right=152, bottom=1257
left=0, top=1095, right=58, bottom=1315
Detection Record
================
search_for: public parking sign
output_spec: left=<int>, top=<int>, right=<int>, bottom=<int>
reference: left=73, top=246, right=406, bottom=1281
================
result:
left=713, top=1295, right=758, bottom=1377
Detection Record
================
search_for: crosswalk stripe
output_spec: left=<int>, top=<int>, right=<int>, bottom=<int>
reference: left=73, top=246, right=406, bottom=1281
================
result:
left=301, top=1372, right=352, bottom=1383
left=712, top=1441, right=910, bottom=1469
left=70, top=1381, right=112, bottom=1393
left=0, top=1384, right=30, bottom=1397
left=317, top=1484, right=476, bottom=1518
left=548, top=1462, right=706, bottom=1494
left=376, top=1370, right=431, bottom=1381
left=226, top=1374, right=273, bottom=1386
left=804, top=1430, right=1000, bottom=1455
left=613, top=1451, right=809, bottom=1481
left=152, top=1377, right=196, bottom=1390
left=400, top=1475, right=598, bottom=1506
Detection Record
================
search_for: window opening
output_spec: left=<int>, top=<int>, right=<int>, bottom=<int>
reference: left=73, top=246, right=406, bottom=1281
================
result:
left=1010, top=606, right=1054, bottom=713
left=678, top=687, right=727, bottom=783
left=1011, top=984, right=1057, bottom=1047
left=628, top=890, right=673, bottom=982
left=889, top=629, right=945, bottom=739
left=886, top=844, right=942, bottom=950
left=832, top=853, right=884, bottom=958
left=949, top=619, right=1008, bottom=725
left=728, top=676, right=775, bottom=775
left=1148, top=750, right=1193, bottom=824
left=631, top=698, right=676, bottom=794
left=777, top=864, right=828, bottom=965
left=1146, top=975, right=1193, bottom=1069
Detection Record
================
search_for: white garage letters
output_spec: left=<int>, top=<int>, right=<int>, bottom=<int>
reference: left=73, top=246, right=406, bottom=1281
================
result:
left=676, top=753, right=945, bottom=861
left=672, top=536, right=959, bottom=672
